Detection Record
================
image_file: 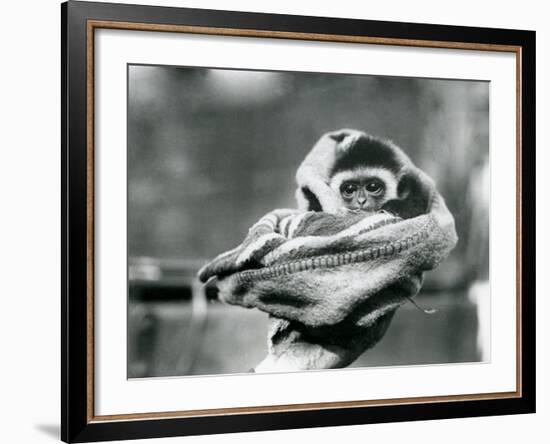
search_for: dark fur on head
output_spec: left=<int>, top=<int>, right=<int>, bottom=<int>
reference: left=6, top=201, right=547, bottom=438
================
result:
left=295, top=129, right=432, bottom=219
left=330, top=134, right=403, bottom=176
left=329, top=133, right=431, bottom=219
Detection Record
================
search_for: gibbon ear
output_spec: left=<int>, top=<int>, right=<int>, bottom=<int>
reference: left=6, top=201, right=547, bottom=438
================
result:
left=382, top=170, right=433, bottom=219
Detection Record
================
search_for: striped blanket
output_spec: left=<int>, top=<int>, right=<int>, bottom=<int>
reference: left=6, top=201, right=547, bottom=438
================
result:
left=198, top=197, right=455, bottom=331
left=197, top=130, right=458, bottom=371
left=199, top=210, right=406, bottom=285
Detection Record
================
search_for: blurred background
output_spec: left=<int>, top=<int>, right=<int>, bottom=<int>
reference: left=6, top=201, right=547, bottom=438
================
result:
left=127, top=64, right=490, bottom=378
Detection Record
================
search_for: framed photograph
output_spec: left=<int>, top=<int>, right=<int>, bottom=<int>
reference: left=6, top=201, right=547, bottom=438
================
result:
left=61, top=1, right=535, bottom=442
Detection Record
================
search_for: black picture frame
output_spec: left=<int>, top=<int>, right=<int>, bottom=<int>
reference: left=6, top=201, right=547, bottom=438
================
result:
left=61, top=1, right=536, bottom=442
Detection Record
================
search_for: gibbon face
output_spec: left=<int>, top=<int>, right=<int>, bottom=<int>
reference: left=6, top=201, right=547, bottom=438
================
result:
left=329, top=166, right=398, bottom=213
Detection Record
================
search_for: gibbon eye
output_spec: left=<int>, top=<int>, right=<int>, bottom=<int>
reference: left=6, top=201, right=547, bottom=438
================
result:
left=365, top=179, right=385, bottom=195
left=341, top=183, right=357, bottom=198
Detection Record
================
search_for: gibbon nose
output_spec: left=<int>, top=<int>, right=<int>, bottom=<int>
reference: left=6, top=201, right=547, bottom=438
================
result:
left=357, top=196, right=367, bottom=206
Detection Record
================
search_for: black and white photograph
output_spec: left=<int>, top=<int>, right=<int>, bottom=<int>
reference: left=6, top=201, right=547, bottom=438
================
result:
left=1, top=0, right=543, bottom=442
left=127, top=64, right=490, bottom=378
